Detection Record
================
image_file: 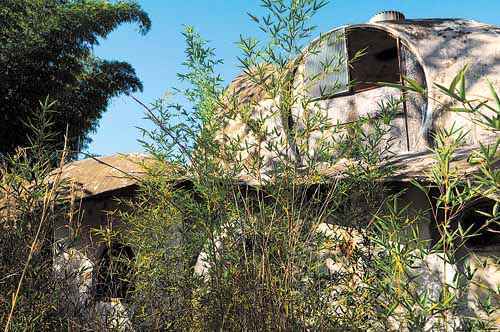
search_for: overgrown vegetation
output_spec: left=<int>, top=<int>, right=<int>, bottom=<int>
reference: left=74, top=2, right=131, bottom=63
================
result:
left=0, top=0, right=498, bottom=331
left=119, top=1, right=499, bottom=330
left=0, top=100, right=71, bottom=330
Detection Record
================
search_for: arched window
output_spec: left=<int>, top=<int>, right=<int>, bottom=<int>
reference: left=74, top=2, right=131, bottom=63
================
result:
left=94, top=243, right=134, bottom=301
left=303, top=27, right=407, bottom=99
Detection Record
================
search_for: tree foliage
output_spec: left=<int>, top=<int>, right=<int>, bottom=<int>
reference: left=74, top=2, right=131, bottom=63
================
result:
left=0, top=0, right=151, bottom=158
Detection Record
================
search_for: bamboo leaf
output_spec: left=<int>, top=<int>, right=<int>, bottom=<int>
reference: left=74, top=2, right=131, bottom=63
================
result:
left=487, top=79, right=500, bottom=112
left=247, top=12, right=260, bottom=23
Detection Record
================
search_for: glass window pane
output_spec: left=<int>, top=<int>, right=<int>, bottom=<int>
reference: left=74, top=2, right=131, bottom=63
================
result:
left=305, top=28, right=349, bottom=99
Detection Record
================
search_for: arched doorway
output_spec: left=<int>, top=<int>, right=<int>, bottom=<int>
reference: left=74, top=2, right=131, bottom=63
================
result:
left=94, top=242, right=134, bottom=301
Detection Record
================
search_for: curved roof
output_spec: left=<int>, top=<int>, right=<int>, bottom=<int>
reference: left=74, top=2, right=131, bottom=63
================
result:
left=55, top=153, right=151, bottom=199
left=320, top=19, right=500, bottom=146
left=218, top=17, right=500, bottom=178
left=226, top=18, right=500, bottom=122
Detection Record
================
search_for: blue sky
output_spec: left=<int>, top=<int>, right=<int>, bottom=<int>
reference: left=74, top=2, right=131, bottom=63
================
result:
left=88, top=0, right=500, bottom=156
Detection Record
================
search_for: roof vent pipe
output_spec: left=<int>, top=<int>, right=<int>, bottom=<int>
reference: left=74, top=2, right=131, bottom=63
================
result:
left=369, top=11, right=405, bottom=23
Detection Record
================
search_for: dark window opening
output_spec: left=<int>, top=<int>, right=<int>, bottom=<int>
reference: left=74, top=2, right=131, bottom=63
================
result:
left=94, top=243, right=134, bottom=301
left=375, top=47, right=398, bottom=62
left=459, top=200, right=499, bottom=248
left=347, top=28, right=401, bottom=92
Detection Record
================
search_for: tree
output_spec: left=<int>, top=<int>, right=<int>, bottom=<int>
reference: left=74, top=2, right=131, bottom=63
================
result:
left=0, top=0, right=151, bottom=159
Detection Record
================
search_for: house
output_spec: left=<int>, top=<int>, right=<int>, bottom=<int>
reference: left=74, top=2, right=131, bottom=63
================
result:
left=52, top=154, right=150, bottom=324
left=54, top=11, right=499, bottom=328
